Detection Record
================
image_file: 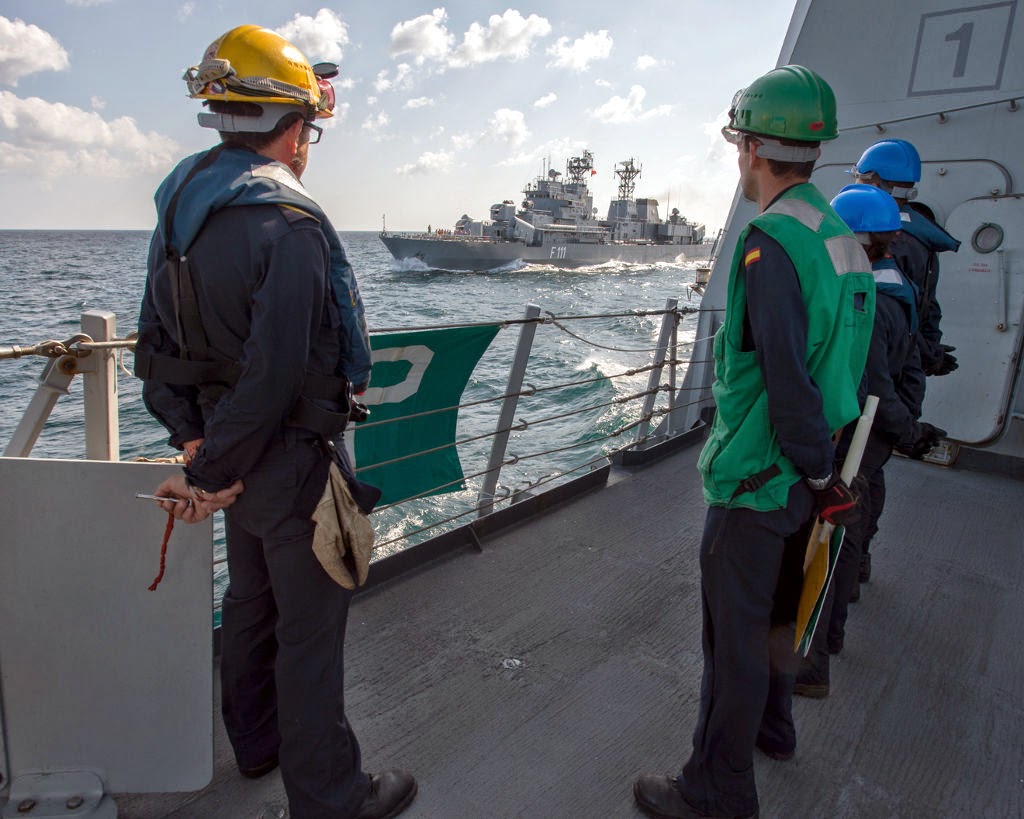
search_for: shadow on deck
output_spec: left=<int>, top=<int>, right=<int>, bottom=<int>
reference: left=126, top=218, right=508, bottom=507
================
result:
left=116, top=441, right=1024, bottom=817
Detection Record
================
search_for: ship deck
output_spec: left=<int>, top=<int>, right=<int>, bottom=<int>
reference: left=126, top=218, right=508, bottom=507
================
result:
left=115, top=437, right=1024, bottom=818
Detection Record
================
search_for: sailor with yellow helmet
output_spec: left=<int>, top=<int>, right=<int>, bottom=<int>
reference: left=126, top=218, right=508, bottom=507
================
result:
left=136, top=24, right=416, bottom=819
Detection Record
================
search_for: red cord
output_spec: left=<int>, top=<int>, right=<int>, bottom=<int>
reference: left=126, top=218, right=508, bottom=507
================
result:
left=148, top=511, right=175, bottom=591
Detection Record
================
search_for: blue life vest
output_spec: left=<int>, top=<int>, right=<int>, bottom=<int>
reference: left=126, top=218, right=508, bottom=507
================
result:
left=154, top=146, right=371, bottom=387
left=899, top=206, right=960, bottom=254
left=872, top=256, right=919, bottom=334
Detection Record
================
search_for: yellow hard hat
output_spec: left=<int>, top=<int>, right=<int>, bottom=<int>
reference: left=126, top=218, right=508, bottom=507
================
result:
left=183, top=25, right=336, bottom=119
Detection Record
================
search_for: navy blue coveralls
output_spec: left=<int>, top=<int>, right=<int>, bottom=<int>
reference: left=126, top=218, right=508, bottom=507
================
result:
left=138, top=199, right=371, bottom=818
left=891, top=206, right=959, bottom=374
left=677, top=221, right=833, bottom=818
left=801, top=257, right=924, bottom=682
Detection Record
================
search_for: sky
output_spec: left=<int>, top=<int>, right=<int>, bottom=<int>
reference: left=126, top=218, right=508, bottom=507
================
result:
left=0, top=1, right=798, bottom=232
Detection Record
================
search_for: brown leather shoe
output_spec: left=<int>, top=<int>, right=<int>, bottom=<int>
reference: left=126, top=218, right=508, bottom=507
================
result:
left=633, top=774, right=758, bottom=818
left=354, top=769, right=417, bottom=819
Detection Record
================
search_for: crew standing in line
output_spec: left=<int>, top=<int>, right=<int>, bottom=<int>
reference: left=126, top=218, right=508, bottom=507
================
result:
left=851, top=138, right=958, bottom=586
left=854, top=139, right=960, bottom=376
left=794, top=184, right=945, bottom=698
left=633, top=65, right=875, bottom=819
left=135, top=25, right=416, bottom=819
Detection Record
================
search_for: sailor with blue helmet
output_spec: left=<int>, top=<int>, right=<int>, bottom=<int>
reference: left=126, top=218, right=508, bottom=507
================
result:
left=794, top=184, right=946, bottom=698
left=854, top=138, right=961, bottom=377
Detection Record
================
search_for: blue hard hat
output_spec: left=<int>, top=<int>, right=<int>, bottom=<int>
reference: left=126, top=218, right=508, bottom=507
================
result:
left=854, top=139, right=921, bottom=184
left=831, top=184, right=902, bottom=233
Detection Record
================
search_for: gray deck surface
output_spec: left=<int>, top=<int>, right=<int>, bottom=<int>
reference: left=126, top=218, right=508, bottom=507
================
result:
left=115, top=441, right=1024, bottom=818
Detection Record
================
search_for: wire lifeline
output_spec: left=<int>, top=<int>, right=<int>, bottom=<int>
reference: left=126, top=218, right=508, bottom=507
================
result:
left=544, top=310, right=686, bottom=354
left=353, top=385, right=667, bottom=474
left=352, top=362, right=673, bottom=433
left=372, top=423, right=659, bottom=550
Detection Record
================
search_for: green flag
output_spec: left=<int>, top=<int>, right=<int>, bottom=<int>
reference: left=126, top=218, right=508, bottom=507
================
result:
left=353, top=324, right=500, bottom=506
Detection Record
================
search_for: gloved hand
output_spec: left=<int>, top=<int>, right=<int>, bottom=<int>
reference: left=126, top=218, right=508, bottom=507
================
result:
left=926, top=349, right=958, bottom=375
left=896, top=421, right=947, bottom=459
left=810, top=472, right=861, bottom=527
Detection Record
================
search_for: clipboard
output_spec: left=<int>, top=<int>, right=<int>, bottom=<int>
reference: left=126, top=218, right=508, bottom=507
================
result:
left=795, top=395, right=879, bottom=655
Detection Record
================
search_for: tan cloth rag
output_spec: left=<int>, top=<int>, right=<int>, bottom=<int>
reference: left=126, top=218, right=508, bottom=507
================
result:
left=311, top=460, right=375, bottom=589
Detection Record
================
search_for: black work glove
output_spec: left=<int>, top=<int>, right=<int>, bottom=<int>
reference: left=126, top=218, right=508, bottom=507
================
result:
left=810, top=473, right=861, bottom=528
left=925, top=350, right=958, bottom=376
left=896, top=421, right=947, bottom=460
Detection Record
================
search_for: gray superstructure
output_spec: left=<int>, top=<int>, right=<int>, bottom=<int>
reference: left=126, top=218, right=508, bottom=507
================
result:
left=380, top=151, right=713, bottom=270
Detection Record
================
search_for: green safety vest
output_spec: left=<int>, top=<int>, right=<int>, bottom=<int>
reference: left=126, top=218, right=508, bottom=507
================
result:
left=697, top=183, right=875, bottom=510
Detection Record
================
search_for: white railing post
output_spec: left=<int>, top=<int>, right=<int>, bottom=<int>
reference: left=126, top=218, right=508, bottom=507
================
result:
left=3, top=357, right=76, bottom=458
left=476, top=304, right=541, bottom=518
left=634, top=298, right=678, bottom=445
left=79, top=311, right=120, bottom=461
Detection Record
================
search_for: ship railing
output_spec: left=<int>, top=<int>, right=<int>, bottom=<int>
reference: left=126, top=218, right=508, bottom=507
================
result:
left=1, top=295, right=725, bottom=608
left=382, top=230, right=515, bottom=243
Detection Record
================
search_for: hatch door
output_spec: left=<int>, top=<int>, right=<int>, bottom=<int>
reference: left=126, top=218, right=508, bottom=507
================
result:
left=922, top=196, right=1024, bottom=444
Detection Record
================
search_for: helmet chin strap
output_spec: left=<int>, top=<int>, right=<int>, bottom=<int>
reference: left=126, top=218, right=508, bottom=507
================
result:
left=197, top=102, right=304, bottom=133
left=752, top=137, right=820, bottom=162
left=890, top=183, right=918, bottom=201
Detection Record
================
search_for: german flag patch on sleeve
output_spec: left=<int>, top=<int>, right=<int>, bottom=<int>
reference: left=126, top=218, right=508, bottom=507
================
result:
left=744, top=247, right=762, bottom=267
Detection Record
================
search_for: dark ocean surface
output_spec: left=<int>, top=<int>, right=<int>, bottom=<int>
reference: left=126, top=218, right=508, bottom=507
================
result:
left=0, top=229, right=706, bottom=606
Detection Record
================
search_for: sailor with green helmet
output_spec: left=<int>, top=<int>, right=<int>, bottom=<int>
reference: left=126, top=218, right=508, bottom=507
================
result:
left=634, top=65, right=875, bottom=819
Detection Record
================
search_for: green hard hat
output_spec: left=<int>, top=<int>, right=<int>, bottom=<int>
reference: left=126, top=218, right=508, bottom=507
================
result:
left=728, top=64, right=838, bottom=142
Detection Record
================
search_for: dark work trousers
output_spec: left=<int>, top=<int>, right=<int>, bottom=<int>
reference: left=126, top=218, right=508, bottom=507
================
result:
left=220, top=431, right=370, bottom=818
left=802, top=432, right=892, bottom=682
left=677, top=481, right=815, bottom=818
left=857, top=465, right=886, bottom=567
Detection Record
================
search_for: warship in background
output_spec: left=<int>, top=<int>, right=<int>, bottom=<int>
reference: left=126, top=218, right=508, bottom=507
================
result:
left=379, top=151, right=715, bottom=271
left=2, top=0, right=1024, bottom=816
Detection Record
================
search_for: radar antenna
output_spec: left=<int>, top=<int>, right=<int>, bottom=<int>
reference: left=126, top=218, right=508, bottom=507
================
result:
left=614, top=158, right=641, bottom=200
left=566, top=150, right=595, bottom=184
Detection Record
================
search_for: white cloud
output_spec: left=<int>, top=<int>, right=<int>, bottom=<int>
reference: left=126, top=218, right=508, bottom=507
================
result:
left=395, top=149, right=454, bottom=175
left=374, top=63, right=413, bottom=93
left=485, top=108, right=530, bottom=147
left=0, top=17, right=69, bottom=86
left=449, top=10, right=551, bottom=67
left=336, top=77, right=355, bottom=90
left=595, top=79, right=613, bottom=89
left=90, top=96, right=106, bottom=110
left=362, top=111, right=390, bottom=133
left=591, top=85, right=672, bottom=124
left=703, top=106, right=736, bottom=167
left=0, top=91, right=178, bottom=181
left=391, top=8, right=550, bottom=69
left=546, top=30, right=613, bottom=72
left=177, top=2, right=195, bottom=23
left=635, top=54, right=665, bottom=71
left=451, top=131, right=477, bottom=151
left=276, top=8, right=349, bottom=63
left=533, top=92, right=557, bottom=109
left=366, top=95, right=379, bottom=106
left=499, top=137, right=588, bottom=169
left=330, top=101, right=351, bottom=123
left=405, top=97, right=434, bottom=109
left=390, top=8, right=453, bottom=65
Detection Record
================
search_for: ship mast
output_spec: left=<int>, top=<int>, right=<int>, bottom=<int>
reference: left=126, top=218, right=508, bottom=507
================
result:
left=614, top=158, right=641, bottom=200
left=565, top=150, right=595, bottom=184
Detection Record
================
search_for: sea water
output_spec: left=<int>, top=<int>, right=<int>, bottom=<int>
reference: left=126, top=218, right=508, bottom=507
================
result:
left=0, top=229, right=706, bottom=603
